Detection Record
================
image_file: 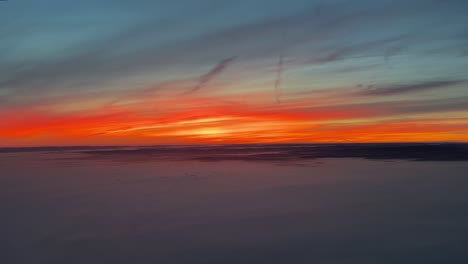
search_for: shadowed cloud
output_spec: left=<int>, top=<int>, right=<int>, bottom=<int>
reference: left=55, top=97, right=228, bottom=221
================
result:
left=358, top=80, right=466, bottom=96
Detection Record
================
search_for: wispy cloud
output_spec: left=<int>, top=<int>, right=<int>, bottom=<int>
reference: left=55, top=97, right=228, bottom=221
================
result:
left=273, top=53, right=284, bottom=103
left=0, top=0, right=426, bottom=97
left=184, top=56, right=237, bottom=94
left=358, top=80, right=466, bottom=96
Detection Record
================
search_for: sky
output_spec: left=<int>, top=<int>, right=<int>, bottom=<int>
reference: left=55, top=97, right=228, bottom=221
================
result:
left=1, top=0, right=468, bottom=146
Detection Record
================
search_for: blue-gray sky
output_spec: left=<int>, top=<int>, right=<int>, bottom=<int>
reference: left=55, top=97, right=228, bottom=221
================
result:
left=1, top=0, right=468, bottom=145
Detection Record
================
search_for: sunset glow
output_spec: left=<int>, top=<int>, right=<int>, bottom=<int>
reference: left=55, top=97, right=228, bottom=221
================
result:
left=2, top=90, right=468, bottom=146
left=1, top=0, right=468, bottom=146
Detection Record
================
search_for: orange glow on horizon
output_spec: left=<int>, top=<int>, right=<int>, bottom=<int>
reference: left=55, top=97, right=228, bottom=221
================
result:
left=1, top=91, right=468, bottom=147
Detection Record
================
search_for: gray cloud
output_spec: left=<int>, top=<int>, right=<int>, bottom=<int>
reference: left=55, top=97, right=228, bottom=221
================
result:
left=288, top=95, right=468, bottom=122
left=358, top=80, right=466, bottom=96
left=184, top=56, right=237, bottom=94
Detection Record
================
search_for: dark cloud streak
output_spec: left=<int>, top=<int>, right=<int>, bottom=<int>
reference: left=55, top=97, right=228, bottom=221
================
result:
left=358, top=80, right=466, bottom=96
left=184, top=56, right=237, bottom=94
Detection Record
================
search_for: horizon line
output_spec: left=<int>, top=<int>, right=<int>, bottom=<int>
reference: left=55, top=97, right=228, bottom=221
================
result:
left=1, top=141, right=468, bottom=149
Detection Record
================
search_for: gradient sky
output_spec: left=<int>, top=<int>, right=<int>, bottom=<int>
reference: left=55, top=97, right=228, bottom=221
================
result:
left=1, top=0, right=468, bottom=146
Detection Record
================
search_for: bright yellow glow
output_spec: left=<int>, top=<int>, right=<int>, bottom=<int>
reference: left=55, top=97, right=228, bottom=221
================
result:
left=178, top=127, right=228, bottom=137
left=178, top=117, right=238, bottom=125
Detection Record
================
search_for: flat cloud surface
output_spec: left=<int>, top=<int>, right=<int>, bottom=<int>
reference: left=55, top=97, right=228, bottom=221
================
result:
left=2, top=147, right=468, bottom=263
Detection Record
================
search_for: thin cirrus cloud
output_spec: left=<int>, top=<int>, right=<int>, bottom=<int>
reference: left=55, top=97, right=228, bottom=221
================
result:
left=357, top=80, right=467, bottom=96
left=183, top=56, right=237, bottom=95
